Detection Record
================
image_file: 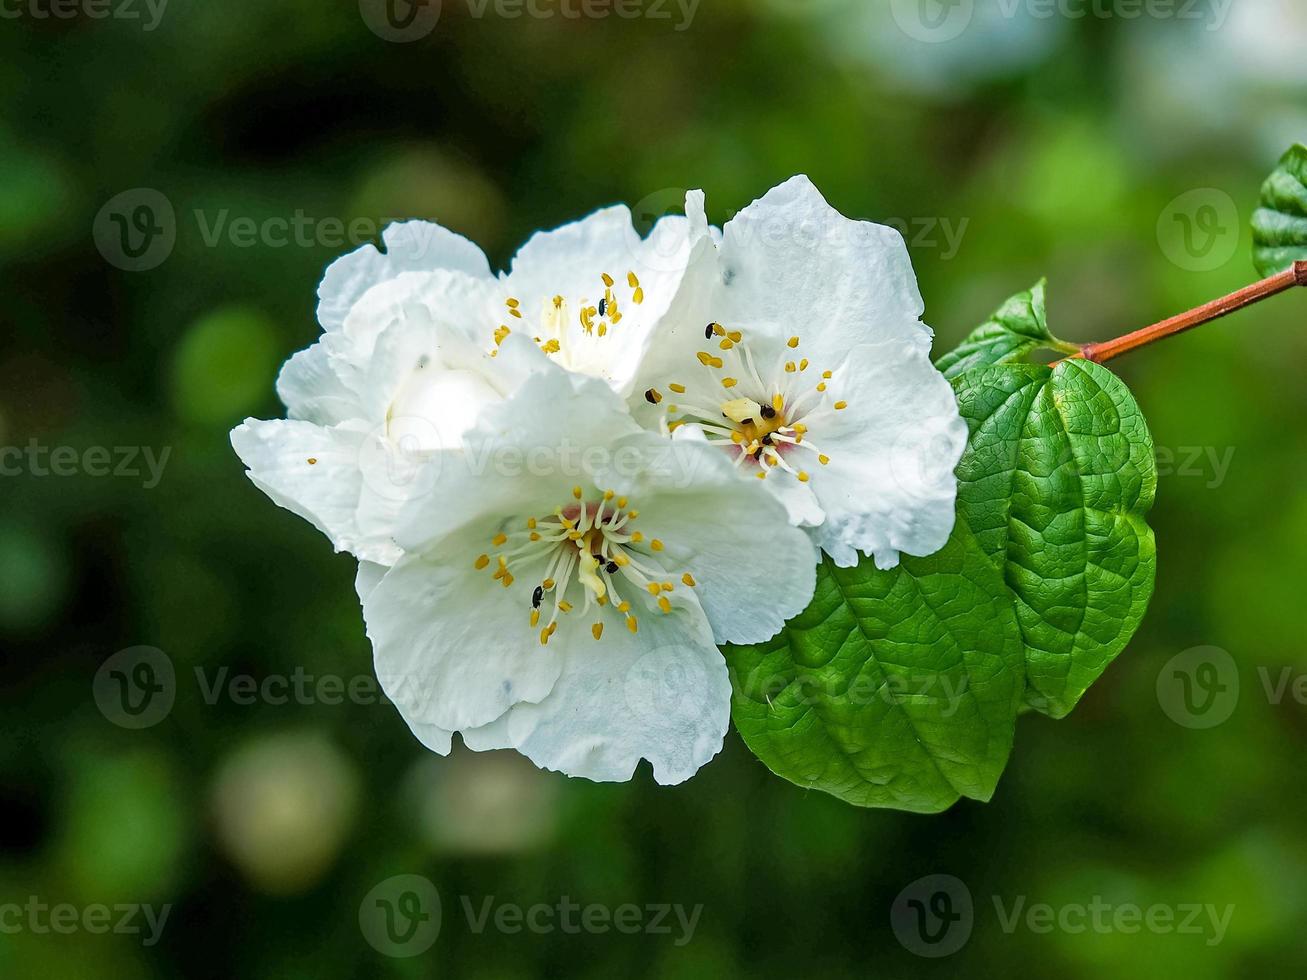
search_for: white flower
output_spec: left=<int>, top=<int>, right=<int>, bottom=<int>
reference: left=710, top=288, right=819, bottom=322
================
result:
left=627, top=176, right=968, bottom=570
left=361, top=342, right=817, bottom=784
left=231, top=233, right=529, bottom=565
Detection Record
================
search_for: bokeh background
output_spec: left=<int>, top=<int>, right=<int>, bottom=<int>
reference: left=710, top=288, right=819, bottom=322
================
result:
left=4, top=0, right=1307, bottom=976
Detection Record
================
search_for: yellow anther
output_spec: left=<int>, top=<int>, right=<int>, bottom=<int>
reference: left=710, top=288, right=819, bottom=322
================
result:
left=493, top=325, right=511, bottom=345
left=617, top=497, right=628, bottom=508
left=602, top=273, right=615, bottom=287
left=756, top=471, right=766, bottom=479
left=604, top=489, right=614, bottom=500
left=592, top=622, right=604, bottom=640
left=614, top=554, right=630, bottom=567
left=646, top=583, right=660, bottom=596
left=651, top=539, right=664, bottom=552
left=492, top=533, right=508, bottom=547
left=531, top=610, right=540, bottom=628
left=660, top=581, right=673, bottom=592
left=568, top=531, right=583, bottom=541
left=798, top=471, right=810, bottom=483
left=627, top=510, right=639, bottom=519
left=633, top=287, right=644, bottom=304
left=799, top=358, right=809, bottom=371
left=543, top=578, right=556, bottom=590
left=526, top=517, right=537, bottom=529
left=617, top=601, right=631, bottom=613
left=785, top=361, right=796, bottom=373
left=572, top=486, right=583, bottom=499
left=541, top=339, right=561, bottom=354
left=628, top=271, right=640, bottom=287
left=719, top=338, right=734, bottom=350
left=722, top=377, right=738, bottom=388
left=696, top=352, right=724, bottom=369
left=728, top=331, right=742, bottom=343
left=822, top=370, right=832, bottom=379
left=509, top=308, right=523, bottom=319
left=627, top=616, right=639, bottom=634
left=597, top=594, right=609, bottom=606
left=645, top=387, right=663, bottom=404
left=658, top=596, right=672, bottom=614
left=816, top=382, right=827, bottom=392
left=501, top=573, right=514, bottom=588
left=682, top=573, right=696, bottom=587
left=559, top=601, right=573, bottom=613
left=529, top=532, right=541, bottom=541
left=631, top=531, right=644, bottom=543
left=669, top=383, right=686, bottom=393
left=834, top=400, right=848, bottom=410
left=793, top=423, right=808, bottom=434
left=819, top=454, right=830, bottom=465
left=731, top=431, right=745, bottom=444
left=772, top=394, right=784, bottom=413
left=506, top=297, right=520, bottom=308
left=540, top=627, right=551, bottom=646
left=475, top=554, right=490, bottom=570
left=598, top=324, right=608, bottom=337
left=787, top=336, right=800, bottom=348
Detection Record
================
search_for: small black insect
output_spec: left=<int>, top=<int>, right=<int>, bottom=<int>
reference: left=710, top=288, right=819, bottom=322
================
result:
left=532, top=586, right=544, bottom=608
left=605, top=561, right=619, bottom=574
left=704, top=323, right=714, bottom=339
left=598, top=298, right=608, bottom=317
left=645, top=388, right=660, bottom=404
left=760, top=404, right=777, bottom=419
left=761, top=432, right=773, bottom=445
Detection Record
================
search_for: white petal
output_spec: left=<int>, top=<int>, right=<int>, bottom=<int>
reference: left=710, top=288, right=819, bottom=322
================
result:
left=458, top=599, right=730, bottom=785
left=316, top=221, right=492, bottom=333
left=714, top=175, right=930, bottom=368
left=230, top=418, right=400, bottom=565
left=363, top=533, right=565, bottom=734
left=806, top=342, right=967, bottom=568
left=592, top=432, right=819, bottom=645
left=393, top=350, right=642, bottom=554
left=504, top=203, right=709, bottom=395
left=276, top=341, right=361, bottom=426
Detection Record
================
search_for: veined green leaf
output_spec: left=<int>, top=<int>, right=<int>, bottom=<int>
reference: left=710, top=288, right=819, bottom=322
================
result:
left=724, top=524, right=1025, bottom=814
left=951, top=359, right=1157, bottom=718
left=1252, top=143, right=1307, bottom=278
left=935, top=280, right=1079, bottom=380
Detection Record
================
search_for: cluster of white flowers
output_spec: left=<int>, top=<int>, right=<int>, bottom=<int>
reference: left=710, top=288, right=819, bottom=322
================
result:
left=231, top=176, right=967, bottom=786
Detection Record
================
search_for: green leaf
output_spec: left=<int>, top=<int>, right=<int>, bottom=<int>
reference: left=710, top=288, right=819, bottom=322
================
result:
left=1252, top=143, right=1307, bottom=278
left=934, top=280, right=1079, bottom=380
left=724, top=524, right=1025, bottom=814
left=951, top=359, right=1157, bottom=718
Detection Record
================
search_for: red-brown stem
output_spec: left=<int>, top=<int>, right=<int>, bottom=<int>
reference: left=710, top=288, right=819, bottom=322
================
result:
left=1068, top=261, right=1307, bottom=364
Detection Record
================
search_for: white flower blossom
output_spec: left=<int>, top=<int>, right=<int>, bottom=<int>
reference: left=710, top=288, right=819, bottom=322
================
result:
left=361, top=343, right=816, bottom=784
left=627, top=176, right=968, bottom=569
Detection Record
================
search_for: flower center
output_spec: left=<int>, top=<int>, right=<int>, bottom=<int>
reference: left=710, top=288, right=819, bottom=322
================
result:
left=644, top=325, right=845, bottom=482
left=386, top=358, right=500, bottom=452
left=472, top=486, right=694, bottom=646
left=491, top=271, right=646, bottom=380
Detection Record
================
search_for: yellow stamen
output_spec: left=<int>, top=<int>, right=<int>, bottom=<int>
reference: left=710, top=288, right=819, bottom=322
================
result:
left=834, top=400, right=848, bottom=410
left=492, top=533, right=507, bottom=547
left=722, top=377, right=738, bottom=388
left=658, top=596, right=672, bottom=614
left=669, top=383, right=686, bottom=393
left=819, top=454, right=830, bottom=465
left=651, top=539, right=664, bottom=552
left=572, top=486, right=583, bottom=499
left=627, top=616, right=638, bottom=634
left=787, top=336, right=800, bottom=348
left=772, top=394, right=784, bottom=413
left=682, top=573, right=696, bottom=587
left=797, top=471, right=810, bottom=483
left=696, top=352, right=724, bottom=369
left=475, top=554, right=490, bottom=570
left=592, top=623, right=604, bottom=640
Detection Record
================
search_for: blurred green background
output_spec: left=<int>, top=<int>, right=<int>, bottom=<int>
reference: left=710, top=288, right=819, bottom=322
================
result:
left=4, top=0, right=1307, bottom=976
